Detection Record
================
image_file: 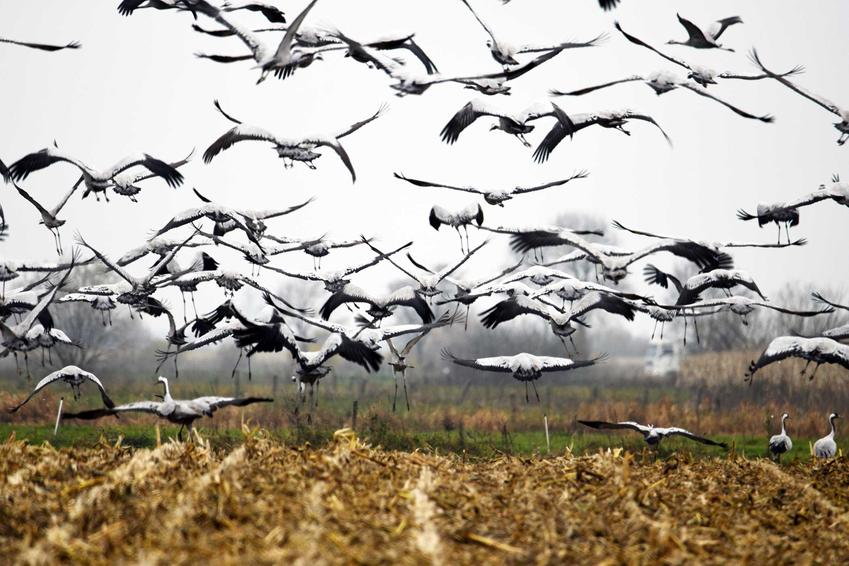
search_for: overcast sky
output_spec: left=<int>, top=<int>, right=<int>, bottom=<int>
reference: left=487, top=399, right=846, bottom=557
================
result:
left=2, top=0, right=848, bottom=334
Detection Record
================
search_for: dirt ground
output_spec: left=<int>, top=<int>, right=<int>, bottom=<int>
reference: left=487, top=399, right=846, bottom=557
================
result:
left=1, top=428, right=848, bottom=565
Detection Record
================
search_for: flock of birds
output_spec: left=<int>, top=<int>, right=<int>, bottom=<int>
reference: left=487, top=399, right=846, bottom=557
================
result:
left=1, top=1, right=847, bottom=456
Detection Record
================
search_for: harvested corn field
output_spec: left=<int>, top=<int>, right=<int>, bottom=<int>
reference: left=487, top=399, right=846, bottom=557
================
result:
left=2, top=428, right=848, bottom=564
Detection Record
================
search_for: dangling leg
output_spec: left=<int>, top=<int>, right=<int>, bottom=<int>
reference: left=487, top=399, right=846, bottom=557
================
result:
left=660, top=321, right=666, bottom=340
left=174, top=353, right=179, bottom=379
left=531, top=381, right=540, bottom=404
left=402, top=368, right=411, bottom=412
left=524, top=381, right=529, bottom=404
left=392, top=372, right=398, bottom=413
left=231, top=349, right=243, bottom=379
left=570, top=335, right=579, bottom=355
left=776, top=223, right=781, bottom=246
left=558, top=335, right=570, bottom=354
left=651, top=319, right=658, bottom=340
left=177, top=424, right=184, bottom=442
left=683, top=316, right=688, bottom=346
left=784, top=222, right=791, bottom=245
left=247, top=354, right=252, bottom=380
left=128, top=304, right=135, bottom=320
left=181, top=291, right=188, bottom=323
left=800, top=359, right=812, bottom=376
left=809, top=363, right=821, bottom=381
left=191, top=292, right=199, bottom=319
left=693, top=312, right=701, bottom=345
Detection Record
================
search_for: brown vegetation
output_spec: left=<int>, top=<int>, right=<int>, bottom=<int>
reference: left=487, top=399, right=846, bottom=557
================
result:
left=1, top=428, right=848, bottom=564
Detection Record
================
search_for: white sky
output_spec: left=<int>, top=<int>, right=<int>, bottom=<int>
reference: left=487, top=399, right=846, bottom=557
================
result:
left=2, top=0, right=848, bottom=333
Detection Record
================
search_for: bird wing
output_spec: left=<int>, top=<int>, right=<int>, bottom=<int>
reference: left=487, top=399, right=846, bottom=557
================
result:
left=517, top=33, right=607, bottom=54
left=386, top=286, right=434, bottom=323
left=752, top=301, right=833, bottom=317
left=459, top=0, right=500, bottom=48
left=319, top=285, right=377, bottom=320
left=442, top=349, right=514, bottom=373
left=615, top=22, right=691, bottom=71
left=679, top=83, right=774, bottom=122
left=264, top=293, right=343, bottom=334
left=367, top=243, right=421, bottom=277
left=550, top=76, right=644, bottom=97
left=19, top=262, right=74, bottom=332
left=578, top=420, right=651, bottom=434
left=248, top=196, right=315, bottom=220
left=570, top=293, right=637, bottom=322
left=663, top=427, right=727, bottom=447
left=0, top=36, right=81, bottom=52
left=747, top=336, right=811, bottom=376
left=8, top=147, right=89, bottom=182
left=261, top=264, right=321, bottom=282
left=480, top=296, right=553, bottom=329
left=783, top=187, right=842, bottom=209
left=104, top=153, right=184, bottom=187
left=194, top=396, right=274, bottom=412
left=334, top=105, right=386, bottom=139
left=8, top=367, right=74, bottom=412
left=622, top=112, right=673, bottom=145
left=532, top=116, right=594, bottom=164
left=203, top=124, right=284, bottom=163
left=272, top=0, right=319, bottom=61
left=617, top=239, right=728, bottom=271
left=394, top=172, right=485, bottom=196
left=710, top=16, right=743, bottom=40
left=676, top=13, right=710, bottom=45
left=363, top=240, right=420, bottom=283
left=749, top=49, right=844, bottom=117
left=310, top=138, right=356, bottom=182
left=436, top=239, right=488, bottom=281
left=440, top=100, right=504, bottom=144
left=152, top=204, right=227, bottom=237
left=224, top=2, right=286, bottom=23
left=643, top=264, right=683, bottom=293
left=812, top=291, right=849, bottom=312
left=143, top=230, right=199, bottom=285
left=115, top=149, right=193, bottom=185
left=65, top=401, right=162, bottom=420
left=512, top=171, right=589, bottom=194
left=168, top=323, right=239, bottom=356
left=13, top=184, right=53, bottom=219
left=198, top=3, right=268, bottom=61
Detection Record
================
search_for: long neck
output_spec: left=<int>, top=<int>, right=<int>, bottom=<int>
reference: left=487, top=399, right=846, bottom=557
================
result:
left=780, top=416, right=787, bottom=435
left=829, top=416, right=837, bottom=437
left=162, top=379, right=173, bottom=402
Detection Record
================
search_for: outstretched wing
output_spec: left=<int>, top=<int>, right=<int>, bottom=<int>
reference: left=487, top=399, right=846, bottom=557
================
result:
left=749, top=49, right=844, bottom=117
left=442, top=349, right=513, bottom=373
left=578, top=420, right=651, bottom=434
left=480, top=296, right=552, bottom=329
left=0, top=36, right=81, bottom=52
left=440, top=100, right=503, bottom=144
left=394, top=172, right=485, bottom=196
left=203, top=124, right=283, bottom=163
left=615, top=22, right=691, bottom=71
left=551, top=76, right=644, bottom=97
left=679, top=83, right=773, bottom=122
left=512, top=171, right=589, bottom=194
left=386, top=286, right=434, bottom=323
left=663, top=427, right=727, bottom=447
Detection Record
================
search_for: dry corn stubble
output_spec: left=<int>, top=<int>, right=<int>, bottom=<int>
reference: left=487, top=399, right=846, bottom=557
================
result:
left=1, top=428, right=848, bottom=565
